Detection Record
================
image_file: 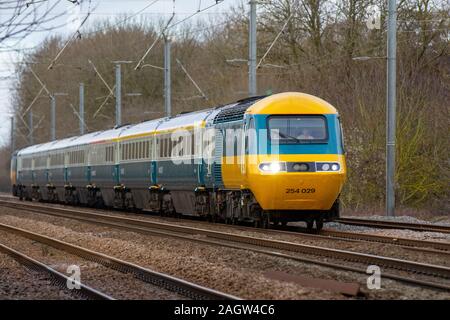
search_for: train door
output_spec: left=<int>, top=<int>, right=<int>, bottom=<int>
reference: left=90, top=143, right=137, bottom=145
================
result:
left=242, top=117, right=255, bottom=175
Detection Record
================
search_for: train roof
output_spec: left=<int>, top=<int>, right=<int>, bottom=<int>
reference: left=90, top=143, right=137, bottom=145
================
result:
left=155, top=109, right=211, bottom=133
left=117, top=118, right=162, bottom=140
left=246, top=92, right=337, bottom=115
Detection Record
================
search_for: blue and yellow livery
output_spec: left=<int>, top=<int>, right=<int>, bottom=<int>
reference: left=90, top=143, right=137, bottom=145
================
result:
left=12, top=92, right=346, bottom=230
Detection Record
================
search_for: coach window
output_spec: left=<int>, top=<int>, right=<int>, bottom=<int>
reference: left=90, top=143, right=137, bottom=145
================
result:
left=164, top=137, right=168, bottom=158
left=168, top=137, right=173, bottom=158
left=145, top=141, right=149, bottom=158
left=191, top=133, right=195, bottom=156
left=180, top=136, right=185, bottom=157
left=162, top=137, right=166, bottom=158
left=137, top=142, right=141, bottom=159
left=163, top=137, right=167, bottom=158
left=143, top=141, right=146, bottom=159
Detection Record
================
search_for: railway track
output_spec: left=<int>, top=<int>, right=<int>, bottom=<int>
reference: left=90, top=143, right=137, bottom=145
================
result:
left=1, top=200, right=449, bottom=291
left=335, top=217, right=450, bottom=234
left=0, top=221, right=240, bottom=300
left=1, top=197, right=449, bottom=253
left=0, top=241, right=114, bottom=300
left=238, top=224, right=450, bottom=253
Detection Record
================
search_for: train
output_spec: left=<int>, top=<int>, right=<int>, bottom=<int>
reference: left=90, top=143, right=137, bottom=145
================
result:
left=10, top=92, right=346, bottom=231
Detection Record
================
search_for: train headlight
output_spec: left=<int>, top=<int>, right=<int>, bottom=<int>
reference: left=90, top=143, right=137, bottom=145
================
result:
left=316, top=162, right=340, bottom=172
left=259, top=162, right=286, bottom=173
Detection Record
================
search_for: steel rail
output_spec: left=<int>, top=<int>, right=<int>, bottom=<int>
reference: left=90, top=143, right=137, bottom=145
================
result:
left=1, top=200, right=450, bottom=286
left=319, top=229, right=450, bottom=252
left=0, top=242, right=115, bottom=300
left=335, top=217, right=450, bottom=234
left=0, top=222, right=240, bottom=300
left=231, top=223, right=450, bottom=252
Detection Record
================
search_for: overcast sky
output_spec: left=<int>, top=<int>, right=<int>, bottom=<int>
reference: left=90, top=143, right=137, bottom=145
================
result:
left=0, top=0, right=243, bottom=147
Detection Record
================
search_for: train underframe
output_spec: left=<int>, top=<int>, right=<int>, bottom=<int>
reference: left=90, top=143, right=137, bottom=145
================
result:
left=13, top=183, right=339, bottom=231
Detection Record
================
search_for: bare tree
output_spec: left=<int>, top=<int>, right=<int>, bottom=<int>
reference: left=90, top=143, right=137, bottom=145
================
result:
left=0, top=0, right=92, bottom=50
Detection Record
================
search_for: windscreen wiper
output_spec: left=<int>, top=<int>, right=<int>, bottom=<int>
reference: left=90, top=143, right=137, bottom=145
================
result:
left=278, top=132, right=301, bottom=143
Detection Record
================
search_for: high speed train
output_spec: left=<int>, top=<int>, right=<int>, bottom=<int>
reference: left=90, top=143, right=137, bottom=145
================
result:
left=11, top=92, right=346, bottom=230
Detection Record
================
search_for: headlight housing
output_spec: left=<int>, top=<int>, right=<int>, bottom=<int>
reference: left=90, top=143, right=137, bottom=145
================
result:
left=259, top=162, right=287, bottom=173
left=316, top=162, right=341, bottom=172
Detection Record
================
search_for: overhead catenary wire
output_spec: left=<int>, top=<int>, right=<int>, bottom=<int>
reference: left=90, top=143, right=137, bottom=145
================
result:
left=88, top=59, right=115, bottom=96
left=176, top=58, right=207, bottom=100
left=134, top=1, right=175, bottom=70
left=134, top=0, right=226, bottom=70
left=47, top=12, right=91, bottom=70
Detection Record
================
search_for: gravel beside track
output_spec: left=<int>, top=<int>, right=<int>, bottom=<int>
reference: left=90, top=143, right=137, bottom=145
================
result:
left=0, top=251, right=80, bottom=300
left=0, top=230, right=187, bottom=300
left=0, top=206, right=449, bottom=299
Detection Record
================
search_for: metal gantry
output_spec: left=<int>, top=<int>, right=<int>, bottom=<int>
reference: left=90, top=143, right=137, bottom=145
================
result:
left=164, top=37, right=172, bottom=118
left=11, top=116, right=16, bottom=152
left=113, top=61, right=133, bottom=127
left=115, top=64, right=122, bottom=127
left=50, top=93, right=68, bottom=141
left=248, top=0, right=257, bottom=97
left=79, top=83, right=85, bottom=135
left=386, top=0, right=397, bottom=217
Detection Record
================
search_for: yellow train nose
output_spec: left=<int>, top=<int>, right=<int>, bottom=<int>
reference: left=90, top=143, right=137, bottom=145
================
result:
left=248, top=171, right=346, bottom=210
